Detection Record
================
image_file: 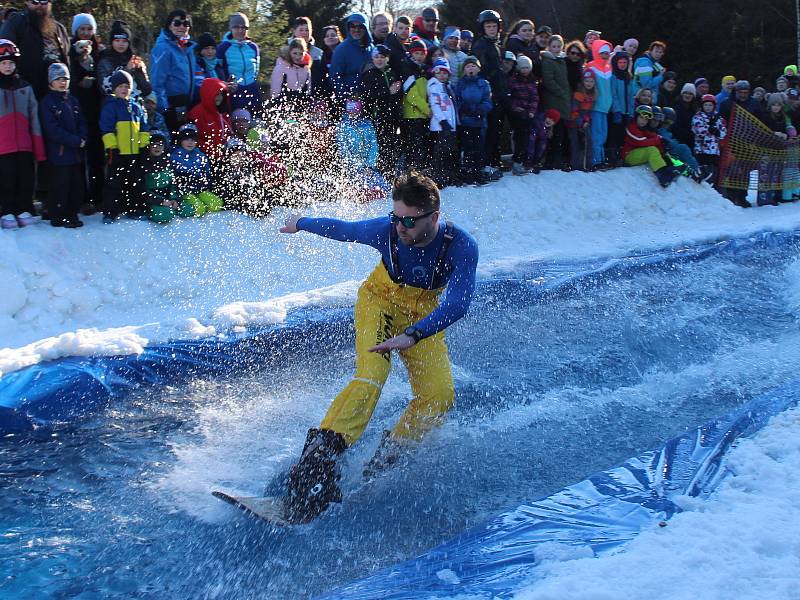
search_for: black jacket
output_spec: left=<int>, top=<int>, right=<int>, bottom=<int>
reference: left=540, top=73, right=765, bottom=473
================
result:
left=471, top=34, right=503, bottom=91
left=359, top=64, right=402, bottom=124
left=0, top=9, right=70, bottom=98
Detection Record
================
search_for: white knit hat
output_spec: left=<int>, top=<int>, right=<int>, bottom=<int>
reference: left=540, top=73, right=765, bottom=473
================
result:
left=681, top=83, right=696, bottom=96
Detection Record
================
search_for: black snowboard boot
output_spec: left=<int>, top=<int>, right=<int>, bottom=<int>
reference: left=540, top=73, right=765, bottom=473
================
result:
left=362, top=430, right=408, bottom=480
left=655, top=166, right=677, bottom=188
left=285, top=428, right=347, bottom=523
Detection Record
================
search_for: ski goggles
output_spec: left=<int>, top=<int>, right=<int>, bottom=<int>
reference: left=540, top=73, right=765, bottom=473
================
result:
left=389, top=210, right=437, bottom=228
left=635, top=106, right=654, bottom=119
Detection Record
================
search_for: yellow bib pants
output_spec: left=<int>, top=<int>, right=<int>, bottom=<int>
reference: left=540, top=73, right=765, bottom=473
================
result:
left=320, top=262, right=456, bottom=446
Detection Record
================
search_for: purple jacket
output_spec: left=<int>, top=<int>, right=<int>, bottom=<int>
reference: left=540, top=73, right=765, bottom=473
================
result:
left=508, top=72, right=538, bottom=116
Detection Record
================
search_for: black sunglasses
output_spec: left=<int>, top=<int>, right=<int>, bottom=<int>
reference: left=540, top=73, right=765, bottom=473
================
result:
left=568, top=50, right=582, bottom=56
left=29, top=0, right=51, bottom=4
left=389, top=210, right=437, bottom=228
left=172, top=19, right=191, bottom=27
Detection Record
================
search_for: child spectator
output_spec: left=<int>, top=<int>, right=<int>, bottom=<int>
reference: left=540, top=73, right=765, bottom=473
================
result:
left=566, top=69, right=595, bottom=171
left=454, top=56, right=492, bottom=185
left=39, top=63, right=87, bottom=228
left=757, top=92, right=797, bottom=205
left=653, top=105, right=703, bottom=180
left=360, top=44, right=402, bottom=175
left=673, top=83, right=698, bottom=148
left=609, top=51, right=634, bottom=166
left=691, top=94, right=727, bottom=185
left=143, top=92, right=171, bottom=147
left=586, top=39, right=613, bottom=169
left=97, top=21, right=152, bottom=102
left=622, top=104, right=676, bottom=188
left=270, top=37, right=312, bottom=105
left=188, top=77, right=232, bottom=161
left=634, top=87, right=653, bottom=107
left=100, top=69, right=150, bottom=222
left=69, top=13, right=104, bottom=214
left=507, top=54, right=539, bottom=175
left=230, top=108, right=288, bottom=191
left=194, top=32, right=225, bottom=89
left=427, top=57, right=458, bottom=186
left=169, top=123, right=223, bottom=215
left=133, top=131, right=194, bottom=223
left=0, top=39, right=45, bottom=229
left=218, top=12, right=261, bottom=112
left=401, top=39, right=432, bottom=170
left=441, top=27, right=467, bottom=87
left=527, top=109, right=561, bottom=173
left=632, top=41, right=666, bottom=103
left=216, top=137, right=269, bottom=215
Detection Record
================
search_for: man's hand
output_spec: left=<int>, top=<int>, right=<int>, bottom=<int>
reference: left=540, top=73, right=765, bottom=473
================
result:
left=369, top=334, right=415, bottom=354
left=279, top=213, right=302, bottom=233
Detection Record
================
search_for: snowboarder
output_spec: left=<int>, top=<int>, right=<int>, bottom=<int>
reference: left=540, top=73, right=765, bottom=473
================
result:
left=278, top=171, right=479, bottom=522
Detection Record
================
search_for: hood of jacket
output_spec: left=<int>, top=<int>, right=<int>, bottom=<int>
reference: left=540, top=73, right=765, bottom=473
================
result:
left=198, top=77, right=228, bottom=112
left=612, top=51, right=631, bottom=79
left=412, top=16, right=437, bottom=41
left=541, top=50, right=564, bottom=61
left=587, top=39, right=612, bottom=73
left=344, top=13, right=373, bottom=45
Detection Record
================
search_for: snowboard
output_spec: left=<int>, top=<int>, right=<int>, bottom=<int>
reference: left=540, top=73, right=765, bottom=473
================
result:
left=212, top=490, right=294, bottom=526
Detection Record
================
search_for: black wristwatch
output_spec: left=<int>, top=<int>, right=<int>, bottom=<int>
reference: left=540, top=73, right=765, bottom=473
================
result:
left=404, top=326, right=424, bottom=344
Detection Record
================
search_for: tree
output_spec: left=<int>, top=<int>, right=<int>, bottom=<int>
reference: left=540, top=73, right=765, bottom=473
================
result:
left=284, top=0, right=352, bottom=32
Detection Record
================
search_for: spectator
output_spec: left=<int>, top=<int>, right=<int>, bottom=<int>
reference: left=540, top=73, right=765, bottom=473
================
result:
left=634, top=87, right=653, bottom=107
left=142, top=92, right=170, bottom=147
left=289, top=17, right=323, bottom=92
left=335, top=97, right=378, bottom=174
left=370, top=12, right=392, bottom=46
left=586, top=39, right=613, bottom=169
left=459, top=30, right=473, bottom=54
left=694, top=77, right=710, bottom=97
left=505, top=19, right=538, bottom=76
left=330, top=12, right=373, bottom=98
left=653, top=105, right=702, bottom=179
left=218, top=12, right=261, bottom=112
left=566, top=69, right=595, bottom=171
left=39, top=62, right=87, bottom=227
left=393, top=15, right=411, bottom=44
left=441, top=27, right=467, bottom=87
left=412, top=7, right=440, bottom=50
left=0, top=39, right=45, bottom=229
left=619, top=38, right=638, bottom=61
left=194, top=32, right=225, bottom=88
left=659, top=71, right=679, bottom=107
left=757, top=92, right=796, bottom=205
left=609, top=51, right=634, bottom=165
left=719, top=79, right=761, bottom=123
left=564, top=40, right=587, bottom=91
left=360, top=44, right=402, bottom=175
left=96, top=20, right=151, bottom=103
left=169, top=123, right=221, bottom=215
left=270, top=38, right=312, bottom=103
left=454, top=56, right=492, bottom=185
left=776, top=76, right=789, bottom=93
left=69, top=13, right=103, bottom=214
left=691, top=94, right=726, bottom=186
left=633, top=41, right=666, bottom=103
left=539, top=34, right=570, bottom=167
left=753, top=86, right=767, bottom=111
left=716, top=75, right=736, bottom=105
left=0, top=0, right=69, bottom=99
left=400, top=39, right=431, bottom=171
left=314, top=25, right=341, bottom=100
left=672, top=82, right=697, bottom=148
left=100, top=69, right=150, bottom=221
left=527, top=109, right=560, bottom=173
left=583, top=29, right=601, bottom=60
left=472, top=9, right=505, bottom=177
left=534, top=25, right=552, bottom=53
left=134, top=131, right=193, bottom=224
left=150, top=10, right=198, bottom=133
left=384, top=18, right=409, bottom=75
left=427, top=57, right=458, bottom=186
left=623, top=104, right=676, bottom=188
left=188, top=77, right=232, bottom=160
left=507, top=54, right=538, bottom=175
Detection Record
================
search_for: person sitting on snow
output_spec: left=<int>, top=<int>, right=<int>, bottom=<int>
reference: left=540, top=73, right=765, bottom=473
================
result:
left=133, top=130, right=196, bottom=223
left=169, top=123, right=224, bottom=215
left=335, top=97, right=387, bottom=201
left=622, top=104, right=677, bottom=188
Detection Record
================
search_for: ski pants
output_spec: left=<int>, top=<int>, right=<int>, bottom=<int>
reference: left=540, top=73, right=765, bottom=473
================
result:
left=625, top=146, right=667, bottom=172
left=0, top=152, right=35, bottom=216
left=590, top=110, right=608, bottom=166
left=320, top=261, right=455, bottom=446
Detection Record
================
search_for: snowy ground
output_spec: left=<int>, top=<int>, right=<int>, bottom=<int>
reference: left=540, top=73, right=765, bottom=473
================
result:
left=513, top=405, right=800, bottom=600
left=3, top=168, right=800, bottom=377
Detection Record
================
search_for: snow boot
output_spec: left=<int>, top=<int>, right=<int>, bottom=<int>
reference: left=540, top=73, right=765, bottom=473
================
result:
left=362, top=430, right=409, bottom=480
left=511, top=162, right=527, bottom=176
left=285, top=428, right=347, bottom=523
left=655, top=166, right=677, bottom=188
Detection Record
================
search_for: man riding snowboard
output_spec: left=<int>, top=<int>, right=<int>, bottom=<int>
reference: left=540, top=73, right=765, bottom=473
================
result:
left=279, top=172, right=479, bottom=522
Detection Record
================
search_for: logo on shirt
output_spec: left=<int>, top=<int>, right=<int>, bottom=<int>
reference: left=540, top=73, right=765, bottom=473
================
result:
left=412, top=266, right=428, bottom=280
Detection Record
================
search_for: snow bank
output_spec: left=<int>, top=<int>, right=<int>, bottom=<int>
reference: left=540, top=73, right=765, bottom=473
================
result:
left=512, top=406, right=800, bottom=600
left=2, top=168, right=800, bottom=376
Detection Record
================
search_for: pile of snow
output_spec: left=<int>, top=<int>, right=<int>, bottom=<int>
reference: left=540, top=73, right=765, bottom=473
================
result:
left=2, top=168, right=800, bottom=377
left=513, top=405, right=800, bottom=600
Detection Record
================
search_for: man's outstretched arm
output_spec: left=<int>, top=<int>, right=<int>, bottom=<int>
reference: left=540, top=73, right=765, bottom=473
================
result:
left=280, top=213, right=386, bottom=248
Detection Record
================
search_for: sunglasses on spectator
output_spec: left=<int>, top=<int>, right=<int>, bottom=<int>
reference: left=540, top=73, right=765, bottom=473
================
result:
left=172, top=19, right=190, bottom=27
left=389, top=210, right=437, bottom=228
left=28, top=0, right=50, bottom=5
left=568, top=51, right=582, bottom=56
left=348, top=23, right=364, bottom=29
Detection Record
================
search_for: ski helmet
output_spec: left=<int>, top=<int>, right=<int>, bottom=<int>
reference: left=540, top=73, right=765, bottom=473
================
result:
left=651, top=105, right=664, bottom=122
left=700, top=93, right=716, bottom=105
left=477, top=10, right=502, bottom=25
left=661, top=106, right=676, bottom=125
left=0, top=39, right=20, bottom=61
left=634, top=104, right=654, bottom=119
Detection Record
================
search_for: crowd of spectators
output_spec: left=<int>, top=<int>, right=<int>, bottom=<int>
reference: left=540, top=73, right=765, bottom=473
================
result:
left=1, top=3, right=799, bottom=230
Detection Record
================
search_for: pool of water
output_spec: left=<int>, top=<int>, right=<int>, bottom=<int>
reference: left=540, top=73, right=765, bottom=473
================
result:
left=2, top=236, right=799, bottom=599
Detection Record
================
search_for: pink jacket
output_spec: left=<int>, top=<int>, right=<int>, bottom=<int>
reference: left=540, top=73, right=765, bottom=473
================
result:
left=270, top=55, right=312, bottom=99
left=0, top=79, right=46, bottom=161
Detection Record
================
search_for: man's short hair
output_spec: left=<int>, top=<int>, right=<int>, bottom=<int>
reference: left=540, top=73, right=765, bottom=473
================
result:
left=371, top=11, right=392, bottom=27
left=649, top=40, right=667, bottom=52
left=292, top=16, right=311, bottom=30
left=396, top=15, right=411, bottom=27
left=392, top=172, right=440, bottom=212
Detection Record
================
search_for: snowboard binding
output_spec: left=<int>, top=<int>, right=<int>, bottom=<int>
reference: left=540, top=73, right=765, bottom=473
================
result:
left=285, top=428, right=347, bottom=523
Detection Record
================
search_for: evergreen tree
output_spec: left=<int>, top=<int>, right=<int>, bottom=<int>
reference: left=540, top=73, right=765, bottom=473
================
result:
left=284, top=0, right=352, bottom=33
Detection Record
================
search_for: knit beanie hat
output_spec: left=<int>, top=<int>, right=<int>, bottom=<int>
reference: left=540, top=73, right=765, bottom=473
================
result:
left=71, top=13, right=97, bottom=36
left=109, top=69, right=133, bottom=90
left=110, top=20, right=132, bottom=41
left=225, top=137, right=247, bottom=151
left=785, top=65, right=798, bottom=76
left=177, top=123, right=198, bottom=143
left=681, top=82, right=696, bottom=96
left=663, top=71, right=677, bottom=83
left=48, top=62, right=70, bottom=83
left=196, top=32, right=216, bottom=49
left=421, top=7, right=439, bottom=21
left=461, top=30, right=474, bottom=41
left=722, top=75, right=736, bottom=85
left=582, top=68, right=596, bottom=80
left=149, top=130, right=167, bottom=145
left=371, top=44, right=391, bottom=57
left=694, top=77, right=708, bottom=88
left=431, top=57, right=450, bottom=73
left=408, top=39, right=427, bottom=55
left=462, top=55, right=481, bottom=70
left=443, top=26, right=461, bottom=40
left=231, top=108, right=251, bottom=122
left=544, top=108, right=561, bottom=123
left=229, top=12, right=249, bottom=30
left=516, top=55, right=533, bottom=70
left=734, top=79, right=751, bottom=90
left=503, top=50, right=516, bottom=62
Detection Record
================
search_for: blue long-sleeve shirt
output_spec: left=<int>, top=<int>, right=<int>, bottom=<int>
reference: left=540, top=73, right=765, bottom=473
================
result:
left=297, top=216, right=479, bottom=338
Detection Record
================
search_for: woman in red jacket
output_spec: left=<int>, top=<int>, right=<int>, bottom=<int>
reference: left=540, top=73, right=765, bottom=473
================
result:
left=623, top=104, right=677, bottom=187
left=187, top=77, right=232, bottom=161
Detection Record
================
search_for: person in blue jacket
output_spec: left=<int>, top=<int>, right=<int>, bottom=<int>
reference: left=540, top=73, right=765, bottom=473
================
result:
left=217, top=12, right=261, bottom=112
left=149, top=9, right=198, bottom=134
left=608, top=51, right=634, bottom=165
left=632, top=41, right=666, bottom=103
left=40, top=63, right=87, bottom=228
left=330, top=12, right=373, bottom=98
left=278, top=171, right=479, bottom=523
left=454, top=56, right=493, bottom=185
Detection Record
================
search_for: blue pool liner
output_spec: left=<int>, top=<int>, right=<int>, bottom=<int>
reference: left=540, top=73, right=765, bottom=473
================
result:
left=317, top=379, right=799, bottom=599
left=2, top=230, right=797, bottom=433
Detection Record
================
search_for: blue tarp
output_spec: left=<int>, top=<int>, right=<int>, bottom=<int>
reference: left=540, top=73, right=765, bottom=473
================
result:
left=318, top=379, right=799, bottom=599
left=1, top=230, right=798, bottom=433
